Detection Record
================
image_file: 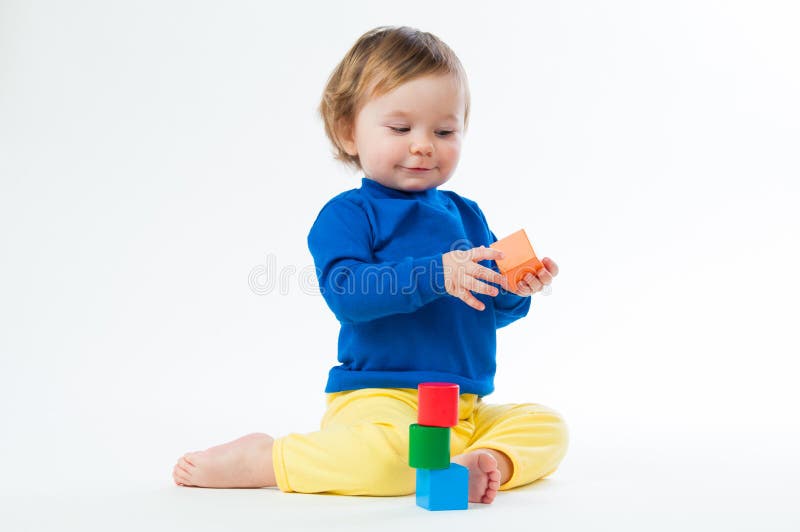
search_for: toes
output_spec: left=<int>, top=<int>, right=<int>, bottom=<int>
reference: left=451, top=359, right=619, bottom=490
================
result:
left=481, top=488, right=497, bottom=504
left=173, top=467, right=190, bottom=486
left=183, top=453, right=198, bottom=466
left=488, top=469, right=501, bottom=482
left=180, top=456, right=196, bottom=470
left=477, top=452, right=498, bottom=473
left=174, top=459, right=194, bottom=480
left=488, top=479, right=500, bottom=490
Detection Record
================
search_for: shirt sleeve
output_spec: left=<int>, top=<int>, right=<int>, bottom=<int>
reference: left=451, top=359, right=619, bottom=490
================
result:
left=307, top=197, right=447, bottom=324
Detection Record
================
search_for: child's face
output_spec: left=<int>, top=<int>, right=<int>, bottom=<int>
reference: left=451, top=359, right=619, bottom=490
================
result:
left=341, top=73, right=466, bottom=192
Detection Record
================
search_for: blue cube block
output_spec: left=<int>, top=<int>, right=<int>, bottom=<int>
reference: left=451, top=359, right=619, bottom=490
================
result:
left=416, top=463, right=469, bottom=511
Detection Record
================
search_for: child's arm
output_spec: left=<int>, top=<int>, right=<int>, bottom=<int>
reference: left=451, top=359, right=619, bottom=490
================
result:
left=308, top=199, right=448, bottom=323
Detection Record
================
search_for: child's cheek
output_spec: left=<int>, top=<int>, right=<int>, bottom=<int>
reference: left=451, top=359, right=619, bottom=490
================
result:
left=383, top=137, right=403, bottom=161
left=442, top=143, right=461, bottom=168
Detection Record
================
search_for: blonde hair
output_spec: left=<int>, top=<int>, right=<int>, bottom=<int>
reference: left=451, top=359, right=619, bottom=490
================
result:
left=319, top=26, right=471, bottom=172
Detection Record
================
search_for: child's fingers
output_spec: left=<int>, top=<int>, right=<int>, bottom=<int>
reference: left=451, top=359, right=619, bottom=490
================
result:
left=515, top=279, right=533, bottom=296
left=455, top=287, right=486, bottom=311
left=470, top=263, right=508, bottom=288
left=524, top=272, right=543, bottom=292
left=536, top=267, right=554, bottom=286
left=468, top=245, right=504, bottom=263
left=463, top=276, right=499, bottom=297
left=542, top=257, right=559, bottom=277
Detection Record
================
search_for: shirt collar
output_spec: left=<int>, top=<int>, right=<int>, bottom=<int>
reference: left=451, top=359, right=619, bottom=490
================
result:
left=361, top=177, right=440, bottom=202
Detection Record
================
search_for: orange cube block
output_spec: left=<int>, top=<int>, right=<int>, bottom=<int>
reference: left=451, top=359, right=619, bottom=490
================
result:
left=490, top=229, right=544, bottom=293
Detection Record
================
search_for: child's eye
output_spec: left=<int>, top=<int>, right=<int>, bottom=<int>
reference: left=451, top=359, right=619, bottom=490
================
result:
left=388, top=127, right=454, bottom=137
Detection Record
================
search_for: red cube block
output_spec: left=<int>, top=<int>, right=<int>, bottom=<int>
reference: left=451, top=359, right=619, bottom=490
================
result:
left=418, top=382, right=459, bottom=428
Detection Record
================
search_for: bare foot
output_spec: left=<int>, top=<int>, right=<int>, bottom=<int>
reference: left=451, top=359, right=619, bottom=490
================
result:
left=173, top=432, right=276, bottom=488
left=452, top=450, right=502, bottom=504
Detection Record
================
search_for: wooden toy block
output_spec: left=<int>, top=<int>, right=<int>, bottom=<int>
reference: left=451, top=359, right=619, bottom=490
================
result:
left=416, top=464, right=469, bottom=511
left=417, top=382, right=459, bottom=427
left=409, top=424, right=450, bottom=470
left=490, top=229, right=544, bottom=293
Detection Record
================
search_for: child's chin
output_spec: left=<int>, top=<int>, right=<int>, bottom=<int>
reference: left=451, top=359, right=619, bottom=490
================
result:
left=399, top=176, right=450, bottom=192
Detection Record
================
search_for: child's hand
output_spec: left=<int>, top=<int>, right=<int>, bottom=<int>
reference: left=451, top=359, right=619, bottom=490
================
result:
left=511, top=257, right=559, bottom=297
left=442, top=246, right=508, bottom=311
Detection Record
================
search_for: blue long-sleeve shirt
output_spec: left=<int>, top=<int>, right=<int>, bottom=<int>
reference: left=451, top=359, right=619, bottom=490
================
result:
left=307, top=177, right=531, bottom=396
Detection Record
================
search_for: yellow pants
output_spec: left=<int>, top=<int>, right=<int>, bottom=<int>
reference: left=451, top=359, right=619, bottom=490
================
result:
left=272, top=388, right=569, bottom=495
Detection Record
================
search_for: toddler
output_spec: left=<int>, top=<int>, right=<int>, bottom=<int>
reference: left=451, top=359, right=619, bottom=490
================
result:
left=173, top=26, right=568, bottom=504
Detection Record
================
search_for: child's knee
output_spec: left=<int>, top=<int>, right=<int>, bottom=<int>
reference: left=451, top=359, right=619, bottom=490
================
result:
left=528, top=404, right=569, bottom=446
left=501, top=403, right=570, bottom=453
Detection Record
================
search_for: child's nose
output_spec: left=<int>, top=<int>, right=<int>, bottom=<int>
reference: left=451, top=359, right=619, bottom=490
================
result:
left=410, top=139, right=434, bottom=156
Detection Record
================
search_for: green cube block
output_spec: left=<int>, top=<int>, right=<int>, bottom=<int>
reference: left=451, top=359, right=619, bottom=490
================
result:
left=409, top=423, right=450, bottom=469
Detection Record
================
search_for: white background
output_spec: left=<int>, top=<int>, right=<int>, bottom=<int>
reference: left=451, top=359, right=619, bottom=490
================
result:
left=1, top=1, right=798, bottom=530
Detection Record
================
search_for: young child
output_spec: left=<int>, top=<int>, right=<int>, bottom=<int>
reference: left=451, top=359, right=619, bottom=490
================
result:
left=173, top=26, right=568, bottom=505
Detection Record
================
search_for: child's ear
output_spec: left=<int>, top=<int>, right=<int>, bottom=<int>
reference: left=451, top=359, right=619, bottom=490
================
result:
left=337, top=119, right=358, bottom=156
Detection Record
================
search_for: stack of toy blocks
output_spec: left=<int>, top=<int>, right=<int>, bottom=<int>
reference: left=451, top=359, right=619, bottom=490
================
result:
left=490, top=229, right=544, bottom=294
left=409, top=382, right=468, bottom=511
